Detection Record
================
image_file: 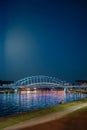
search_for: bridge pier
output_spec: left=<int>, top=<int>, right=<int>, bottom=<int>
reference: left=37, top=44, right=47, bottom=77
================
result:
left=14, top=88, right=18, bottom=93
left=64, top=88, right=68, bottom=93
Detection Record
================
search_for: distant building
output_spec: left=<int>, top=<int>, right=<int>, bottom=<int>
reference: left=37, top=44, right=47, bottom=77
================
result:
left=0, top=80, right=14, bottom=86
left=74, top=80, right=87, bottom=86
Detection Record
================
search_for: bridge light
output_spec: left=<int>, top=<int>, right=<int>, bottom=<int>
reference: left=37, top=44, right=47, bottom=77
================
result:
left=27, top=90, right=30, bottom=94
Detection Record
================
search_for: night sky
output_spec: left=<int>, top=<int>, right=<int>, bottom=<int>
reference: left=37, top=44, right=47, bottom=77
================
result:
left=0, top=0, right=87, bottom=83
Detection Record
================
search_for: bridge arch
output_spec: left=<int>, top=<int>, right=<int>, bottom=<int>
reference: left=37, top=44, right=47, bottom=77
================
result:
left=15, top=75, right=65, bottom=88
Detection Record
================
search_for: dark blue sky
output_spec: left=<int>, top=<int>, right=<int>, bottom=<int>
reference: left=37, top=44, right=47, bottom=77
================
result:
left=0, top=0, right=87, bottom=82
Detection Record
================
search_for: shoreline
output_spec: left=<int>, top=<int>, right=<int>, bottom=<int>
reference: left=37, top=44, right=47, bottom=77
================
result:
left=3, top=103, right=87, bottom=130
left=0, top=98, right=87, bottom=129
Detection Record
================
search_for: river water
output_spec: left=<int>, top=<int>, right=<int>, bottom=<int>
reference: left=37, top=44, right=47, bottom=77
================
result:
left=0, top=90, right=87, bottom=117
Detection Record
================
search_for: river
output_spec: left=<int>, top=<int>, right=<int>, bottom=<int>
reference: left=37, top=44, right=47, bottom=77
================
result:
left=0, top=90, right=87, bottom=117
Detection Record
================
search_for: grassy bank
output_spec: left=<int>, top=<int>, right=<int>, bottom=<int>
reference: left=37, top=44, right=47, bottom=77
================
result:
left=21, top=106, right=87, bottom=130
left=0, top=98, right=87, bottom=129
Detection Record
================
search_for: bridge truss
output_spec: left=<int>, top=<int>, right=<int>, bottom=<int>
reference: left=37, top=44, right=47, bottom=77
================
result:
left=15, top=75, right=65, bottom=88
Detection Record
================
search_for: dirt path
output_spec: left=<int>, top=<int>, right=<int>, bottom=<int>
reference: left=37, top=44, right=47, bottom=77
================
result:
left=3, top=103, right=87, bottom=130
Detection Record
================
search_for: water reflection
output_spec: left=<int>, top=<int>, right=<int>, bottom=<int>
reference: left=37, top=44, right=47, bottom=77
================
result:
left=0, top=90, right=87, bottom=117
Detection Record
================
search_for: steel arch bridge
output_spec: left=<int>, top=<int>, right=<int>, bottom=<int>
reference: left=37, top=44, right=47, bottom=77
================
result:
left=15, top=75, right=65, bottom=88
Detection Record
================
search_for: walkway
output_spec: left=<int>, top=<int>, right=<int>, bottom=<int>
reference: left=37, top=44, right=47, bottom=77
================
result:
left=3, top=103, right=87, bottom=130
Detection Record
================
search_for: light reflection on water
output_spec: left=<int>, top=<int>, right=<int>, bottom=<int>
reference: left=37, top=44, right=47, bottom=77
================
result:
left=0, top=90, right=87, bottom=117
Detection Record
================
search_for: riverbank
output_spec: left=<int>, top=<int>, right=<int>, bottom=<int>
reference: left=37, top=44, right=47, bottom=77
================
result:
left=0, top=98, right=87, bottom=130
left=21, top=106, right=87, bottom=130
left=3, top=103, right=87, bottom=130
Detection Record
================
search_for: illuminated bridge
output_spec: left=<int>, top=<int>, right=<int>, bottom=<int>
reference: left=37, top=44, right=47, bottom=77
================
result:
left=0, top=76, right=87, bottom=90
left=15, top=75, right=66, bottom=89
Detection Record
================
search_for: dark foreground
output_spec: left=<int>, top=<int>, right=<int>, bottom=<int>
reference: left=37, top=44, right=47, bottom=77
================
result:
left=21, top=110, right=87, bottom=130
